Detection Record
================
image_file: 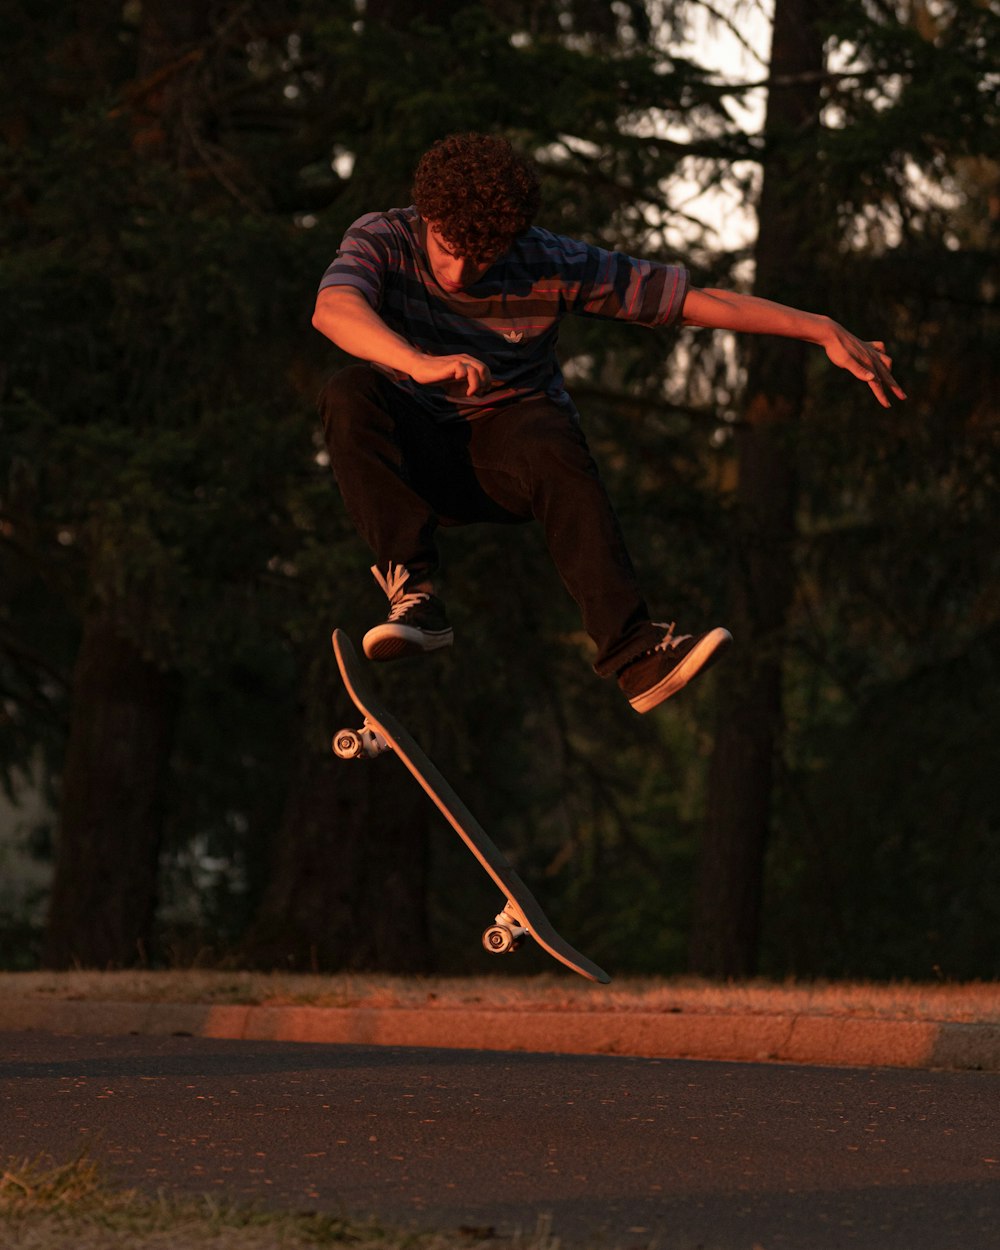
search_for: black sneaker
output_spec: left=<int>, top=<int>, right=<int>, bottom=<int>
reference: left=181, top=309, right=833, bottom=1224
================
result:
left=362, top=563, right=454, bottom=661
left=617, top=622, right=732, bottom=713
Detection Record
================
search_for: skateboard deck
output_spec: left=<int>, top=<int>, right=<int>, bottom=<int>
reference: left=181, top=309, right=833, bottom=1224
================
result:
left=331, top=629, right=610, bottom=984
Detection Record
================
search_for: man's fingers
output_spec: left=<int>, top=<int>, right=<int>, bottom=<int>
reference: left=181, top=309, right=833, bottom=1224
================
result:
left=870, top=357, right=907, bottom=404
left=861, top=342, right=906, bottom=404
left=440, top=356, right=491, bottom=396
left=466, top=359, right=491, bottom=395
left=828, top=329, right=907, bottom=405
left=869, top=378, right=891, bottom=409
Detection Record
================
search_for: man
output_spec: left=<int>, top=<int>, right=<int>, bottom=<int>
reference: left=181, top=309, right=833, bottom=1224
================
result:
left=313, top=133, right=904, bottom=714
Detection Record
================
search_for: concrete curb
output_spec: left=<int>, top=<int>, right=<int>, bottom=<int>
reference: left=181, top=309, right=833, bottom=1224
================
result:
left=1, top=999, right=998, bottom=1071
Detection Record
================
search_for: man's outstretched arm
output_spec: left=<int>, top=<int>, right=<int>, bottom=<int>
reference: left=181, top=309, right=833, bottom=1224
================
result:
left=681, top=287, right=906, bottom=408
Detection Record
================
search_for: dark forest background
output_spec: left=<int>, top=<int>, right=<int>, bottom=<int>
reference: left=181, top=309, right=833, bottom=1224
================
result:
left=1, top=0, right=997, bottom=981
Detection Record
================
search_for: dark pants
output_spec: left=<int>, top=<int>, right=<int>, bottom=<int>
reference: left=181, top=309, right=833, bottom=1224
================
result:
left=319, top=364, right=662, bottom=676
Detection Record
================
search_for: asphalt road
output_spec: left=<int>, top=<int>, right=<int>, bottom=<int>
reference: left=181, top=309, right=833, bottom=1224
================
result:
left=2, top=1031, right=998, bottom=1249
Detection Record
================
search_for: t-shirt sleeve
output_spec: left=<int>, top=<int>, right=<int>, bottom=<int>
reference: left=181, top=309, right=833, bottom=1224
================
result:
left=317, top=213, right=391, bottom=307
left=562, top=235, right=689, bottom=328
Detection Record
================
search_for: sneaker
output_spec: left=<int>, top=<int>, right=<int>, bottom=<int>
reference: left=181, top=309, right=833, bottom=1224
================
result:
left=617, top=622, right=732, bottom=713
left=362, top=563, right=454, bottom=661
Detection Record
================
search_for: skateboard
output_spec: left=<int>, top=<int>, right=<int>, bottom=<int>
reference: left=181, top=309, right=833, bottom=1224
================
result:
left=331, top=629, right=610, bottom=984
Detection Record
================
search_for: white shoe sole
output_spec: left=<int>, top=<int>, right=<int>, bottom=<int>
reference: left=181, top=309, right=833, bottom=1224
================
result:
left=628, top=628, right=732, bottom=713
left=363, top=623, right=454, bottom=661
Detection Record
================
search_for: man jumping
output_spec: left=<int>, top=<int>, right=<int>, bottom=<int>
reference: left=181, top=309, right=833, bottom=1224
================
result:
left=313, top=133, right=904, bottom=714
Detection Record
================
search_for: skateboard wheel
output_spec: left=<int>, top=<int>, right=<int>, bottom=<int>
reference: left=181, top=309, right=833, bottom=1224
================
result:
left=332, top=729, right=363, bottom=760
left=483, top=924, right=521, bottom=954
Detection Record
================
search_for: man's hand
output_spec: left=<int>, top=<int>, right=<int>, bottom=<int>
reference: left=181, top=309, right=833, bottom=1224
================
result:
left=821, top=323, right=907, bottom=409
left=410, top=353, right=492, bottom=397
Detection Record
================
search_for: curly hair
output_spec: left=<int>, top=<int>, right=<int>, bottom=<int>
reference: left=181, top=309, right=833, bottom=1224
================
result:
left=412, top=133, right=541, bottom=266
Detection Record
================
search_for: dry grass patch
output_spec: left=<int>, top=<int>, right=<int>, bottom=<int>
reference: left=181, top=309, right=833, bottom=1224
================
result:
left=0, top=1155, right=536, bottom=1250
left=0, top=971, right=997, bottom=1023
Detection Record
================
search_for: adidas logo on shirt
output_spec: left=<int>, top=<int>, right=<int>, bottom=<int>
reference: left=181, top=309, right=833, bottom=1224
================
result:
left=502, top=329, right=524, bottom=343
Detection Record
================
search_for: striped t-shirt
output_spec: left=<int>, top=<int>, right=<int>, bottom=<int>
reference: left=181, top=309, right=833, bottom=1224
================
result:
left=319, top=206, right=689, bottom=424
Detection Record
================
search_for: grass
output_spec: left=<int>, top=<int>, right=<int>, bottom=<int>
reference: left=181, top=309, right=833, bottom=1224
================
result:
left=1, top=969, right=998, bottom=1022
left=0, top=1154, right=536, bottom=1250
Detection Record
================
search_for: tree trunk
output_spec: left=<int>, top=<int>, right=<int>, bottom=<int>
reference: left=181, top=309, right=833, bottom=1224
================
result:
left=41, top=0, right=213, bottom=971
left=690, top=0, right=829, bottom=976
left=43, top=610, right=178, bottom=967
left=243, top=640, right=433, bottom=974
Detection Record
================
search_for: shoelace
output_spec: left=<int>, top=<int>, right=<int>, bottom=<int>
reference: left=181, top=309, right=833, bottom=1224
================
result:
left=386, top=591, right=430, bottom=621
left=649, top=621, right=691, bottom=654
left=371, top=562, right=430, bottom=621
left=371, top=562, right=409, bottom=601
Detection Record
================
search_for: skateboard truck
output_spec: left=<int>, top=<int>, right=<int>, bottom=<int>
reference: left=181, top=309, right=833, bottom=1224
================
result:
left=332, top=720, right=390, bottom=760
left=482, top=903, right=529, bottom=954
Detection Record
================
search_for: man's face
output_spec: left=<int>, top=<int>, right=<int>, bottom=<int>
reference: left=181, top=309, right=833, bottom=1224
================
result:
left=424, top=222, right=495, bottom=293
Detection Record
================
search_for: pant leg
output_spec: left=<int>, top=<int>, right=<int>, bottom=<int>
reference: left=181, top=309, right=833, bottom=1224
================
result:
left=318, top=364, right=520, bottom=579
left=319, top=364, right=438, bottom=578
left=464, top=399, right=662, bottom=676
